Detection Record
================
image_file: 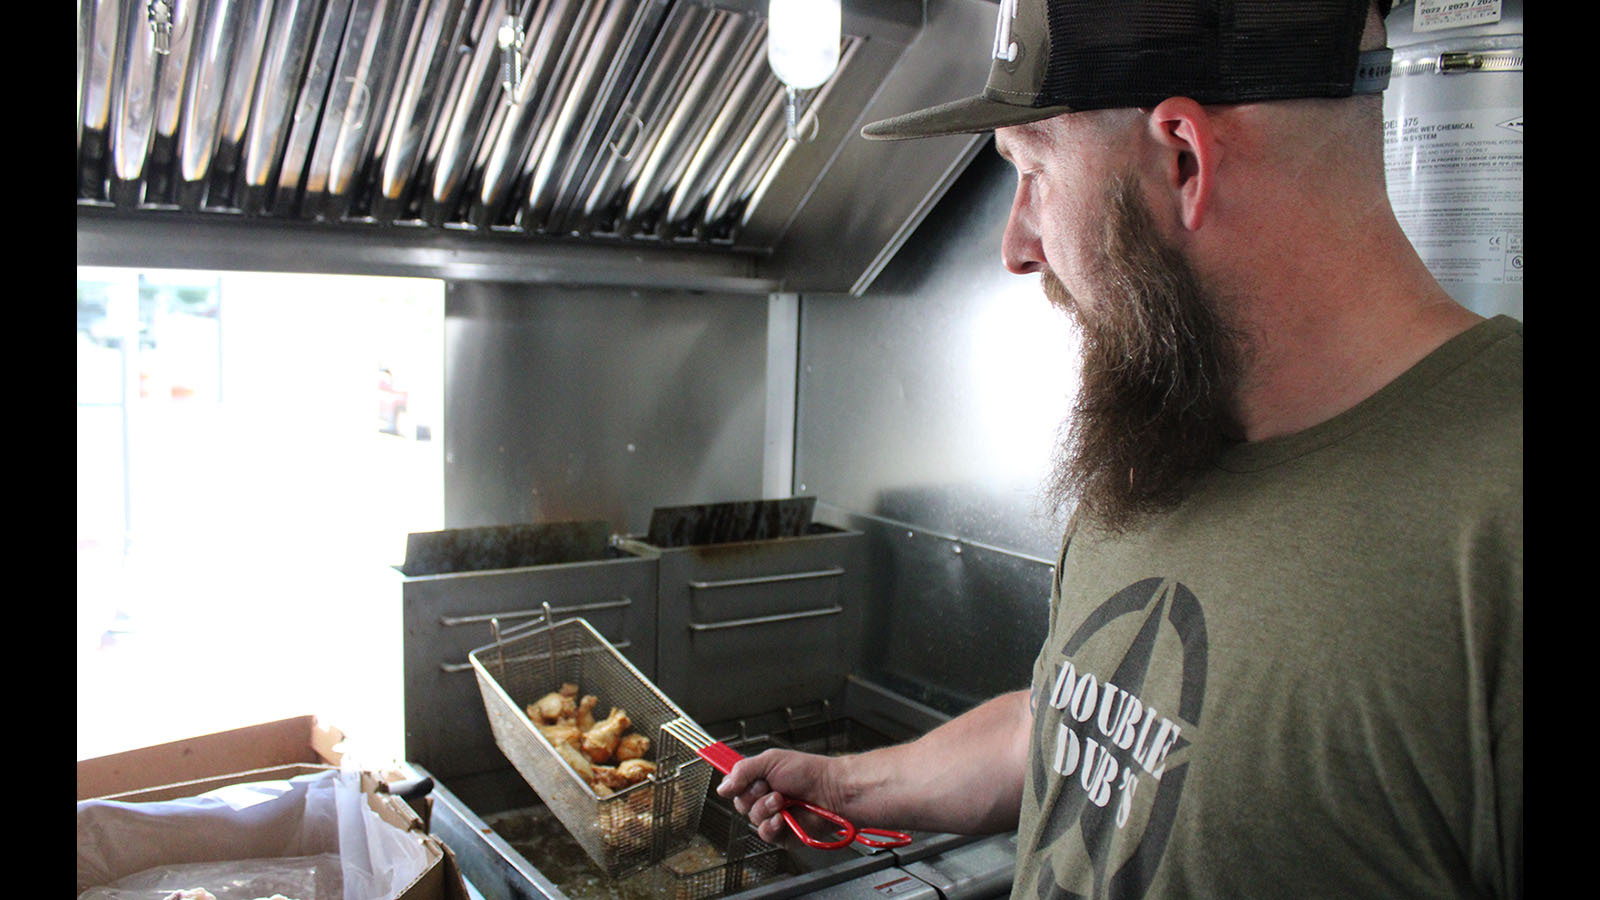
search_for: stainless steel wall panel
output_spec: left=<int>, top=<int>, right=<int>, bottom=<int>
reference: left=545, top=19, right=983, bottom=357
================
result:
left=442, top=281, right=774, bottom=535
left=827, top=507, right=1053, bottom=717
left=796, top=146, right=1077, bottom=713
left=762, top=293, right=799, bottom=500
left=796, top=146, right=1077, bottom=561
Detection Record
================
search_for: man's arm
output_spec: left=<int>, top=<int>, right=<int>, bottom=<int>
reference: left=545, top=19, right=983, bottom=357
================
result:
left=716, top=688, right=1033, bottom=843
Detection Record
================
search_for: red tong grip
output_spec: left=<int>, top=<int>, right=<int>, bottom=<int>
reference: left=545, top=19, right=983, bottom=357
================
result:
left=778, top=801, right=912, bottom=849
left=695, top=737, right=912, bottom=850
left=852, top=826, right=914, bottom=848
left=780, top=799, right=857, bottom=850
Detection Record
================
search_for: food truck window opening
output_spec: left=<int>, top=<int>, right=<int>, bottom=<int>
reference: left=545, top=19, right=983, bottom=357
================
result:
left=76, top=268, right=445, bottom=763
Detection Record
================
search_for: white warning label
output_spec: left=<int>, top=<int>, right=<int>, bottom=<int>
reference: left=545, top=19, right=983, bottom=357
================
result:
left=1414, top=0, right=1503, bottom=32
left=1383, top=105, right=1522, bottom=286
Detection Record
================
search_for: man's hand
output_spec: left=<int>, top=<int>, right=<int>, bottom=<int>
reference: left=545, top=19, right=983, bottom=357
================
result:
left=715, top=748, right=844, bottom=844
left=713, top=689, right=1033, bottom=842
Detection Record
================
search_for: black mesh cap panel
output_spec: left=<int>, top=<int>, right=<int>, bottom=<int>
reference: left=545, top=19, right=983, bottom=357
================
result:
left=1039, top=0, right=1371, bottom=111
left=862, top=0, right=1387, bottom=141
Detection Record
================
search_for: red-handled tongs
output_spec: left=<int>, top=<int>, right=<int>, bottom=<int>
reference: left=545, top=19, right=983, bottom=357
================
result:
left=662, top=718, right=912, bottom=851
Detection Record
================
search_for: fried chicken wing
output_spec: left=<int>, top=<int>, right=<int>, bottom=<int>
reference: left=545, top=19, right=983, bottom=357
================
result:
left=589, top=765, right=629, bottom=791
left=589, top=758, right=656, bottom=794
left=576, top=694, right=599, bottom=731
left=615, top=758, right=656, bottom=783
left=581, top=707, right=632, bottom=763
left=529, top=687, right=577, bottom=724
left=522, top=682, right=655, bottom=795
left=615, top=732, right=651, bottom=761
left=555, top=740, right=594, bottom=782
left=539, top=721, right=582, bottom=750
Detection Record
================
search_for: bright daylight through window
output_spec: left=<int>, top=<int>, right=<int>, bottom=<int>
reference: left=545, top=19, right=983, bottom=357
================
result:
left=76, top=268, right=444, bottom=764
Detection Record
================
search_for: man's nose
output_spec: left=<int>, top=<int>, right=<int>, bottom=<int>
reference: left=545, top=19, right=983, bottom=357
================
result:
left=1001, top=184, right=1044, bottom=275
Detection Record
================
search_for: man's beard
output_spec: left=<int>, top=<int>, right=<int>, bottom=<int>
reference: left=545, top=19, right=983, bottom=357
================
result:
left=1044, top=175, right=1249, bottom=534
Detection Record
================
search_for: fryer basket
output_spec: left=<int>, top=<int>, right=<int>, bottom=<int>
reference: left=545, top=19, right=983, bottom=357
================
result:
left=662, top=798, right=787, bottom=900
left=469, top=616, right=711, bottom=878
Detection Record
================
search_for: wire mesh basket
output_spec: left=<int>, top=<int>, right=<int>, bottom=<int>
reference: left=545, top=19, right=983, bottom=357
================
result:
left=469, top=615, right=712, bottom=878
left=661, top=798, right=787, bottom=900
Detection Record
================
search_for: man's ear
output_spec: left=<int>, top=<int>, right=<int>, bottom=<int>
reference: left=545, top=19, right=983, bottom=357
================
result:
left=1145, top=97, right=1218, bottom=232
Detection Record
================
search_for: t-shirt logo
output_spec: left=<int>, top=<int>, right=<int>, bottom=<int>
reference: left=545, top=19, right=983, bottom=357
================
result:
left=1028, top=577, right=1208, bottom=900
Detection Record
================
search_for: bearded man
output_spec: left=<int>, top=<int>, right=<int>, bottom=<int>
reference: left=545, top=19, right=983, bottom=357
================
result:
left=717, top=1, right=1521, bottom=898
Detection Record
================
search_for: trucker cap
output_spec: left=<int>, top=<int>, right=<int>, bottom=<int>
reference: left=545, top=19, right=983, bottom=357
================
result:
left=861, top=0, right=1395, bottom=141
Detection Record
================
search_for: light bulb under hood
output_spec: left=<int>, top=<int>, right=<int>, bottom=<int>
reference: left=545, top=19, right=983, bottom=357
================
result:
left=767, top=0, right=839, bottom=140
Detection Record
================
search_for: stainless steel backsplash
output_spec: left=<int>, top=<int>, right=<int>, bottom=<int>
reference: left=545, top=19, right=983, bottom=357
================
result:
left=438, top=144, right=1074, bottom=719
left=797, top=145, right=1075, bottom=715
left=443, top=280, right=775, bottom=534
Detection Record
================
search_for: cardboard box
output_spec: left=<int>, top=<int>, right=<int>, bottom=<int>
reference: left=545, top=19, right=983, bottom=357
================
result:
left=76, top=714, right=347, bottom=802
left=76, top=717, right=471, bottom=900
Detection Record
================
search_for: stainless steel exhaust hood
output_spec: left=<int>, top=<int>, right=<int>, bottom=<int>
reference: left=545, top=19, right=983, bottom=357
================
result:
left=76, top=0, right=995, bottom=296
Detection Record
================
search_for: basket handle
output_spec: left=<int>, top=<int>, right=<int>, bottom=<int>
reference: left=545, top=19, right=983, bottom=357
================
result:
left=488, top=602, right=556, bottom=676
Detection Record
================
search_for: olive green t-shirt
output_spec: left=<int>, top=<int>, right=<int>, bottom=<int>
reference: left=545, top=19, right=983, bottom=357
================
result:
left=1013, top=316, right=1522, bottom=899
